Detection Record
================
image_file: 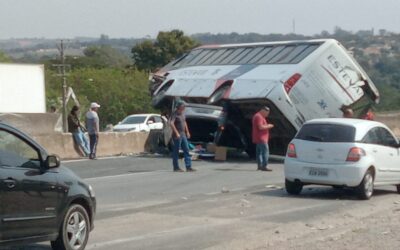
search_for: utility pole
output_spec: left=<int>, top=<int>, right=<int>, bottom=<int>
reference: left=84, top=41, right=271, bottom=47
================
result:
left=292, top=19, right=296, bottom=34
left=54, top=40, right=70, bottom=133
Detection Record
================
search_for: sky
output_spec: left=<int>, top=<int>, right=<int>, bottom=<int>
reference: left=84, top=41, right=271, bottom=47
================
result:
left=0, top=0, right=400, bottom=39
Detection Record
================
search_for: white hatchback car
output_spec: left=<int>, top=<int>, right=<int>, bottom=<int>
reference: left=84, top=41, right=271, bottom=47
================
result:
left=113, top=114, right=164, bottom=132
left=284, top=118, right=400, bottom=199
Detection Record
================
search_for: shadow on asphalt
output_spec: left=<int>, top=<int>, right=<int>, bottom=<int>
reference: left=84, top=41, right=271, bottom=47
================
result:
left=252, top=186, right=398, bottom=201
left=214, top=168, right=258, bottom=172
left=137, top=151, right=285, bottom=164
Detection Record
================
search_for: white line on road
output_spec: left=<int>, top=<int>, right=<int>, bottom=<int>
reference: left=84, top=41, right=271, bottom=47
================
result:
left=84, top=170, right=169, bottom=181
left=63, top=155, right=128, bottom=163
left=85, top=203, right=329, bottom=249
left=86, top=221, right=228, bottom=250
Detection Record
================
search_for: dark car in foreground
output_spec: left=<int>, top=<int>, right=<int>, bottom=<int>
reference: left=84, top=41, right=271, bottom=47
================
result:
left=0, top=122, right=96, bottom=250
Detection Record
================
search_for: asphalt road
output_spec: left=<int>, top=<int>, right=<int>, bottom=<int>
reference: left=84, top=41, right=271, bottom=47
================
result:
left=3, top=155, right=400, bottom=250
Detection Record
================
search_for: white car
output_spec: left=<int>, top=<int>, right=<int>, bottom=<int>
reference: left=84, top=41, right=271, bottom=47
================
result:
left=113, top=114, right=164, bottom=132
left=284, top=118, right=400, bottom=199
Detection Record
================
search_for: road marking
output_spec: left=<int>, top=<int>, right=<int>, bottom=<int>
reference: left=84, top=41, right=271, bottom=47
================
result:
left=86, top=222, right=228, bottom=249
left=84, top=170, right=169, bottom=181
left=86, top=203, right=324, bottom=249
left=63, top=155, right=128, bottom=163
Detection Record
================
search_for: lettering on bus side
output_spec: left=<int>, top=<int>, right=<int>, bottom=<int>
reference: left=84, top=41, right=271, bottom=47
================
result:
left=179, top=69, right=209, bottom=77
left=327, top=55, right=351, bottom=85
left=327, top=55, right=364, bottom=97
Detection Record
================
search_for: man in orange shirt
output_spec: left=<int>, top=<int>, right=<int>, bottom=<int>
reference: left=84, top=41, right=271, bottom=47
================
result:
left=362, top=108, right=375, bottom=120
left=252, top=106, right=274, bottom=171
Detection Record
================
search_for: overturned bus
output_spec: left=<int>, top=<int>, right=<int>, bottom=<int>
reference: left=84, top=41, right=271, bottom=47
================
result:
left=150, top=39, right=380, bottom=156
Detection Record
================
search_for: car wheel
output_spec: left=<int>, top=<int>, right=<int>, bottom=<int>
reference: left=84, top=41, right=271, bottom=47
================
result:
left=396, top=185, right=400, bottom=194
left=356, top=170, right=374, bottom=200
left=51, top=204, right=90, bottom=250
left=285, top=179, right=303, bottom=195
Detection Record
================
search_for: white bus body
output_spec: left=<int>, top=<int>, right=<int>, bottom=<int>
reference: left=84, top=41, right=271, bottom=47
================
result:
left=151, top=39, right=379, bottom=155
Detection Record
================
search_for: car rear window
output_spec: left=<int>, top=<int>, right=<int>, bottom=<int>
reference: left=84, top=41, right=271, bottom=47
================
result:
left=122, top=116, right=146, bottom=124
left=295, top=124, right=355, bottom=142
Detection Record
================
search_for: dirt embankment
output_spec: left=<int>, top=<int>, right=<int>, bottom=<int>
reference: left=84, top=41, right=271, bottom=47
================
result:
left=375, top=112, right=400, bottom=136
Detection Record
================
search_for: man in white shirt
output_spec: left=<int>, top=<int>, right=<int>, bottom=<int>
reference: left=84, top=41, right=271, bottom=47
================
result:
left=86, top=102, right=100, bottom=159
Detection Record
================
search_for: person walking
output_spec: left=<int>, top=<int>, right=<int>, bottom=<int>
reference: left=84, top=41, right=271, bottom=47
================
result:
left=68, top=105, right=90, bottom=156
left=170, top=101, right=195, bottom=172
left=86, top=102, right=100, bottom=160
left=252, top=106, right=274, bottom=171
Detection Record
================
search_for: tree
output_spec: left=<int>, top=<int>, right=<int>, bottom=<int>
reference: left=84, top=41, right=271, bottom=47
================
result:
left=0, top=51, right=12, bottom=62
left=44, top=45, right=131, bottom=70
left=131, top=40, right=160, bottom=71
left=132, top=30, right=199, bottom=71
left=45, top=67, right=153, bottom=128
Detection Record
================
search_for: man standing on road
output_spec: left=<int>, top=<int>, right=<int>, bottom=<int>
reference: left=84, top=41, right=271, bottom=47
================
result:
left=170, top=101, right=195, bottom=172
left=86, top=102, right=100, bottom=160
left=252, top=106, right=274, bottom=171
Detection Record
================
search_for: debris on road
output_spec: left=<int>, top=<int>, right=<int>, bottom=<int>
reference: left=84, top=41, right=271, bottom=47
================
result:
left=221, top=187, right=230, bottom=193
left=265, top=184, right=283, bottom=189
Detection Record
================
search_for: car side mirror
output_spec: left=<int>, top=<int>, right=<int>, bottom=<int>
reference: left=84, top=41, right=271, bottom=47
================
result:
left=46, top=155, right=60, bottom=169
left=147, top=120, right=154, bottom=124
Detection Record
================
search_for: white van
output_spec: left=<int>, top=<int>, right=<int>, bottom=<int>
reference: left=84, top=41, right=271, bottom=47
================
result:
left=150, top=39, right=380, bottom=155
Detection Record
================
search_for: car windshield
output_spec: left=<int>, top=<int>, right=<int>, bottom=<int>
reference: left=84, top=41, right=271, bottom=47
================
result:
left=121, top=116, right=146, bottom=124
left=296, top=124, right=355, bottom=142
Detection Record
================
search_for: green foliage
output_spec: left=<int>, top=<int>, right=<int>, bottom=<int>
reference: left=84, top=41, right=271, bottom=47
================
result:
left=78, top=45, right=131, bottom=68
left=131, top=40, right=160, bottom=71
left=46, top=67, right=153, bottom=128
left=0, top=50, right=12, bottom=62
left=375, top=84, right=400, bottom=111
left=132, top=30, right=199, bottom=71
left=43, top=45, right=131, bottom=70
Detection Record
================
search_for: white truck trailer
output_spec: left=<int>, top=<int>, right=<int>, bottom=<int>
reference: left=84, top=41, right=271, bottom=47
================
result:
left=0, top=63, right=46, bottom=113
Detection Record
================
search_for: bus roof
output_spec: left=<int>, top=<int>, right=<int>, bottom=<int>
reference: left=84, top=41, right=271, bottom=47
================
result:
left=169, top=39, right=338, bottom=69
left=197, top=39, right=337, bottom=49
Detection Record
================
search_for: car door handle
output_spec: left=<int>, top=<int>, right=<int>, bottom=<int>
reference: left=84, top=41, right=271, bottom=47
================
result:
left=3, top=178, right=17, bottom=189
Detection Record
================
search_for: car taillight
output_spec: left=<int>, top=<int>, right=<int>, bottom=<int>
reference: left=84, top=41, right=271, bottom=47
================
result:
left=287, top=143, right=297, bottom=158
left=346, top=147, right=366, bottom=162
left=284, top=73, right=302, bottom=94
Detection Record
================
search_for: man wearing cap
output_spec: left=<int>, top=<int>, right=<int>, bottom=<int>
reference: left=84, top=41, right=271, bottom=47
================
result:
left=252, top=106, right=274, bottom=171
left=86, top=102, right=101, bottom=159
left=170, top=101, right=195, bottom=172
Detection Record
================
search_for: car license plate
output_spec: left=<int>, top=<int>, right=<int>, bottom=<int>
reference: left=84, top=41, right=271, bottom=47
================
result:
left=309, top=168, right=328, bottom=177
